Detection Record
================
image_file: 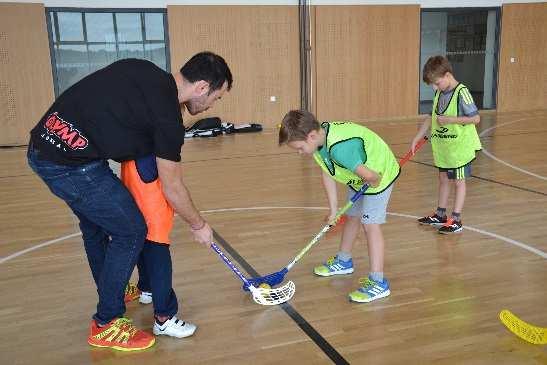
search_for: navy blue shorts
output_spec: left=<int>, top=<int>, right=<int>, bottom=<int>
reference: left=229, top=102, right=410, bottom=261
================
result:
left=439, top=163, right=472, bottom=180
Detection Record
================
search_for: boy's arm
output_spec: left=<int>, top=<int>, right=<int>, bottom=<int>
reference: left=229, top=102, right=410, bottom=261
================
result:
left=321, top=170, right=338, bottom=220
left=437, top=114, right=480, bottom=125
left=438, top=87, right=480, bottom=125
left=354, top=165, right=381, bottom=188
left=412, top=116, right=431, bottom=153
left=156, top=157, right=212, bottom=246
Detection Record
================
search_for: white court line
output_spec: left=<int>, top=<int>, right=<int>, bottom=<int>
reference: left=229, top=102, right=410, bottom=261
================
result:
left=479, top=118, right=527, bottom=137
left=479, top=118, right=547, bottom=181
left=0, top=232, right=82, bottom=264
left=201, top=206, right=328, bottom=213
left=389, top=212, right=547, bottom=259
left=2, top=207, right=544, bottom=264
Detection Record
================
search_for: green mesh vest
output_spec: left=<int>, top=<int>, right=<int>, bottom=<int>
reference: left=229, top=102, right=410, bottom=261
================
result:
left=313, top=121, right=400, bottom=194
left=431, top=83, right=482, bottom=168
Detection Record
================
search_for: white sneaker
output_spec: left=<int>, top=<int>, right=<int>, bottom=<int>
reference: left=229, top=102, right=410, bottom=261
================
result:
left=139, top=291, right=152, bottom=304
left=153, top=316, right=197, bottom=338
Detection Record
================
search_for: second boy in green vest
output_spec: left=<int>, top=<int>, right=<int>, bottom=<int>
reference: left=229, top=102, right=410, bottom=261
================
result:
left=411, top=56, right=481, bottom=234
left=279, top=110, right=399, bottom=303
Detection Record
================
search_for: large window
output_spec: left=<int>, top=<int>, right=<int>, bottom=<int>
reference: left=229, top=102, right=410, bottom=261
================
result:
left=419, top=9, right=500, bottom=113
left=47, top=9, right=169, bottom=96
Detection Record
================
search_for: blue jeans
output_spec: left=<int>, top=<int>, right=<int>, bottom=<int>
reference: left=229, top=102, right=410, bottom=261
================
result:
left=27, top=148, right=147, bottom=325
left=137, top=241, right=178, bottom=318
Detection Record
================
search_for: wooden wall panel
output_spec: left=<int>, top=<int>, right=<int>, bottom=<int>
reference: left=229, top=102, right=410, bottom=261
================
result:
left=498, top=3, right=547, bottom=112
left=167, top=5, right=300, bottom=127
left=314, top=5, right=420, bottom=122
left=0, top=3, right=54, bottom=146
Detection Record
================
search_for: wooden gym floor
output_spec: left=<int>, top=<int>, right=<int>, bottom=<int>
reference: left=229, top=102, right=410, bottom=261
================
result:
left=0, top=110, right=546, bottom=364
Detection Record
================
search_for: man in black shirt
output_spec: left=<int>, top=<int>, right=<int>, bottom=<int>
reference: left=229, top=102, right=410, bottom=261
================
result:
left=27, top=52, right=232, bottom=351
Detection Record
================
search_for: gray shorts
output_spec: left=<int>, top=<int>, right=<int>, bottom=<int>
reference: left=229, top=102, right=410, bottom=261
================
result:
left=345, top=184, right=393, bottom=225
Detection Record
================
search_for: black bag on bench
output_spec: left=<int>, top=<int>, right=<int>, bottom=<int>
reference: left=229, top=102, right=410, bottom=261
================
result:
left=185, top=117, right=262, bottom=138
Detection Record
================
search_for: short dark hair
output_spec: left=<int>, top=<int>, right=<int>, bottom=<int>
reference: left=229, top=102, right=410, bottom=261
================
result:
left=180, top=51, right=233, bottom=93
left=422, top=55, right=453, bottom=84
left=279, top=110, right=320, bottom=145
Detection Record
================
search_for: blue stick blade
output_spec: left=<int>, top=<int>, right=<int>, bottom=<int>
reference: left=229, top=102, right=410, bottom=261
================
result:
left=243, top=268, right=288, bottom=291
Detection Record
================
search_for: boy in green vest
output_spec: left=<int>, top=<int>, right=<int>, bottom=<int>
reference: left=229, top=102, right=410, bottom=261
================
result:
left=411, top=56, right=481, bottom=234
left=279, top=110, right=400, bottom=303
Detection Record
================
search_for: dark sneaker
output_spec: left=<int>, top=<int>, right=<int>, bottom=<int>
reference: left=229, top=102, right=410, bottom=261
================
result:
left=417, top=213, right=447, bottom=227
left=438, top=219, right=463, bottom=234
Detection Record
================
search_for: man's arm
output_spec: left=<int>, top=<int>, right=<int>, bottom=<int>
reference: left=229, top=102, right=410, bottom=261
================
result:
left=156, top=157, right=212, bottom=246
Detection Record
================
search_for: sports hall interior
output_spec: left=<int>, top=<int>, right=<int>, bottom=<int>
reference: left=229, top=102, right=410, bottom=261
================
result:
left=0, top=1, right=546, bottom=364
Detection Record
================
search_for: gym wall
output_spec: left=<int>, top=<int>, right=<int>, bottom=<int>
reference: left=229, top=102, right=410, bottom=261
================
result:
left=167, top=5, right=301, bottom=127
left=497, top=2, right=547, bottom=112
left=0, top=2, right=54, bottom=146
left=314, top=5, right=421, bottom=122
left=0, top=1, right=546, bottom=145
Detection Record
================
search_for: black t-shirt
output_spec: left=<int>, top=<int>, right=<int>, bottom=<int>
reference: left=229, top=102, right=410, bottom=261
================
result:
left=30, top=59, right=185, bottom=165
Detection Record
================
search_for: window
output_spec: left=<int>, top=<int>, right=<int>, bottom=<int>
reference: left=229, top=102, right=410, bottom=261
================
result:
left=419, top=9, right=500, bottom=113
left=47, top=9, right=169, bottom=96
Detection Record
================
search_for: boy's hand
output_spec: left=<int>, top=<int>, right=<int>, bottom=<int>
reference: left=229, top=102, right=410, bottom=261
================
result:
left=368, top=172, right=382, bottom=188
left=325, top=214, right=347, bottom=236
left=324, top=211, right=338, bottom=224
left=411, top=137, right=422, bottom=154
left=436, top=115, right=454, bottom=125
left=354, top=165, right=381, bottom=188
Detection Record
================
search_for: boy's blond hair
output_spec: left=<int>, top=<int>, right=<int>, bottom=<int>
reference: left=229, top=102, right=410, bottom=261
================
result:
left=279, top=110, right=320, bottom=145
left=422, top=56, right=453, bottom=84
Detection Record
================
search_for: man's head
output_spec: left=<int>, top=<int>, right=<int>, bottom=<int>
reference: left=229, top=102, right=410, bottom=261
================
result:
left=422, top=55, right=454, bottom=92
left=279, top=110, right=323, bottom=155
left=179, top=51, right=233, bottom=115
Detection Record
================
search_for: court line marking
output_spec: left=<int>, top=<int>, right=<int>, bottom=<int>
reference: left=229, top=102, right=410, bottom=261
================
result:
left=479, top=118, right=547, bottom=181
left=1, top=207, right=545, bottom=264
left=212, top=229, right=349, bottom=365
left=388, top=212, right=547, bottom=259
left=0, top=233, right=82, bottom=264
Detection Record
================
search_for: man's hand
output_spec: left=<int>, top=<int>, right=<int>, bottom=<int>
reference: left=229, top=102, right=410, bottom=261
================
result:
left=190, top=220, right=213, bottom=247
left=157, top=157, right=212, bottom=248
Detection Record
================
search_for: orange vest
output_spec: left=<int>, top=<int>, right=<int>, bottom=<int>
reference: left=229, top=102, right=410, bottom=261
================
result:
left=121, top=160, right=174, bottom=244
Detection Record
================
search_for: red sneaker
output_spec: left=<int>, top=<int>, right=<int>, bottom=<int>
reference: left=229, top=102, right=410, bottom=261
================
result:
left=438, top=218, right=463, bottom=234
left=88, top=318, right=155, bottom=351
left=124, top=282, right=141, bottom=303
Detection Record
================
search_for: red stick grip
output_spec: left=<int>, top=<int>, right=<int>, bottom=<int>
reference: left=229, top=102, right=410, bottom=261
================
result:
left=398, top=136, right=428, bottom=166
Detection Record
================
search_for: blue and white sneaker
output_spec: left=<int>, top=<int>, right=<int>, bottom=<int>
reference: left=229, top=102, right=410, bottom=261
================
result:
left=314, top=255, right=354, bottom=276
left=348, top=276, right=390, bottom=303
